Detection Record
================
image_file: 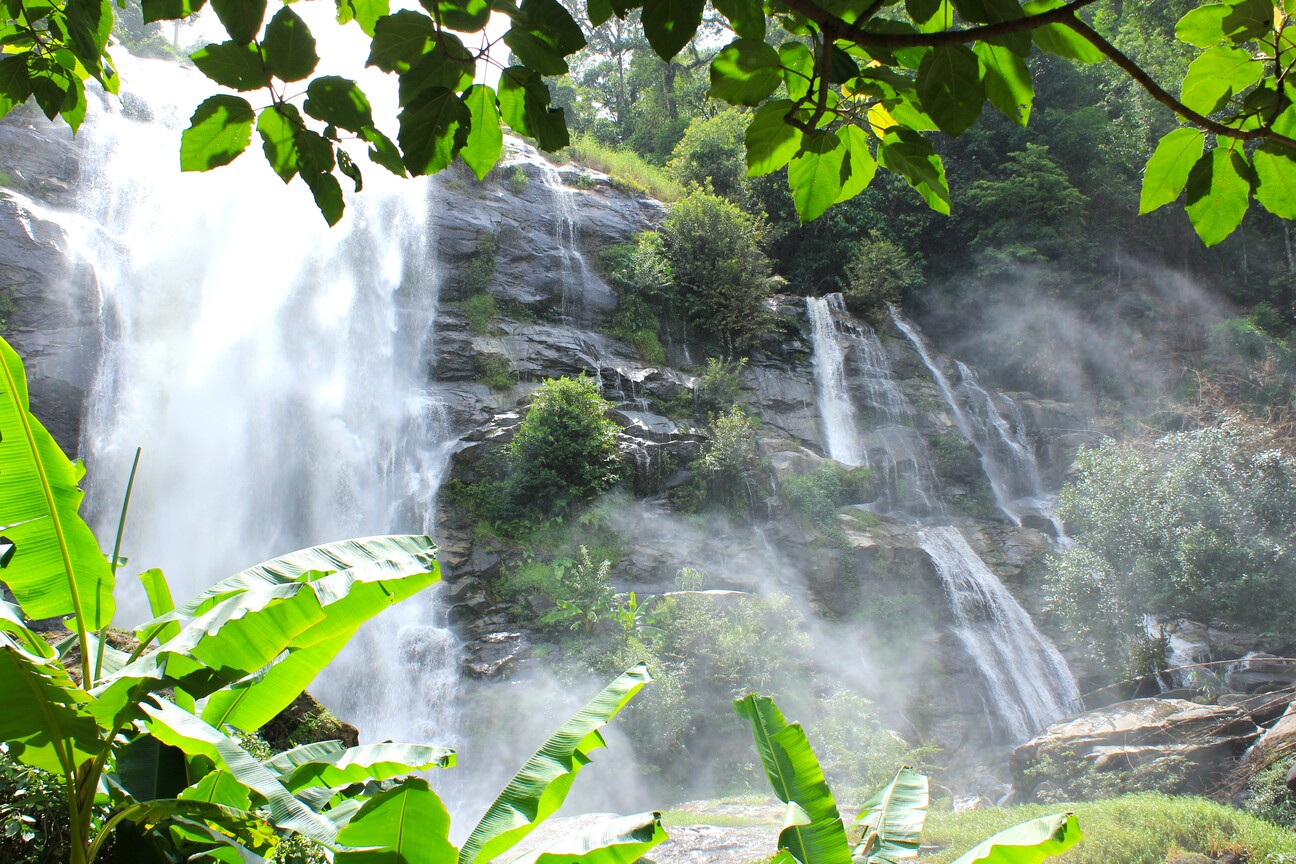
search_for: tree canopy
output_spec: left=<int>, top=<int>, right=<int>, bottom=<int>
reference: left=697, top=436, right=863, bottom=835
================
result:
left=4, top=0, right=1295, bottom=242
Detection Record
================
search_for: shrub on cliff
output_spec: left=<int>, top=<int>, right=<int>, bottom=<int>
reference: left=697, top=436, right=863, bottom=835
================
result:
left=510, top=374, right=622, bottom=511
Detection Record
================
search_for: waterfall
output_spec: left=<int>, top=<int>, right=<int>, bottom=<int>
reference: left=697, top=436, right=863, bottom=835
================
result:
left=891, top=307, right=1060, bottom=529
left=919, top=526, right=1082, bottom=741
left=806, top=294, right=939, bottom=514
left=807, top=295, right=865, bottom=465
left=537, top=161, right=594, bottom=321
left=65, top=53, right=463, bottom=749
left=804, top=299, right=1081, bottom=743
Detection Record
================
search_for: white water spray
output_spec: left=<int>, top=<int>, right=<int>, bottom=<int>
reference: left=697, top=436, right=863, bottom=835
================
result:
left=64, top=54, right=463, bottom=748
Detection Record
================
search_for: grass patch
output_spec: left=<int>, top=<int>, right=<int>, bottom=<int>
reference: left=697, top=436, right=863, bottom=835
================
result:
left=920, top=794, right=1296, bottom=864
left=562, top=135, right=684, bottom=202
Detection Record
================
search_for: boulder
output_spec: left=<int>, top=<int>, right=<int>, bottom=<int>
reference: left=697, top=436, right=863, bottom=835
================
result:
left=1012, top=698, right=1262, bottom=799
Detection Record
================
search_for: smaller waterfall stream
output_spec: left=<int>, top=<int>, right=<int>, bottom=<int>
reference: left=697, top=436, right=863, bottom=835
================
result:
left=806, top=295, right=939, bottom=514
left=537, top=162, right=594, bottom=321
left=920, top=526, right=1082, bottom=740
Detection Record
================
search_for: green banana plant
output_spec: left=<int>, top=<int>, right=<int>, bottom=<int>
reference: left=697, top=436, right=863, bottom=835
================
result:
left=0, top=335, right=666, bottom=864
left=734, top=694, right=1083, bottom=864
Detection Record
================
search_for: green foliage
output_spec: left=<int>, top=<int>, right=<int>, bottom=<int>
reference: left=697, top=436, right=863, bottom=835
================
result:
left=463, top=294, right=499, bottom=335
left=696, top=357, right=747, bottom=415
left=508, top=165, right=530, bottom=194
left=605, top=231, right=673, bottom=364
left=475, top=353, right=517, bottom=390
left=0, top=746, right=85, bottom=864
left=510, top=374, right=623, bottom=511
left=1046, top=419, right=1296, bottom=672
left=564, top=135, right=685, bottom=201
left=1021, top=748, right=1189, bottom=804
left=695, top=406, right=761, bottom=513
left=1244, top=755, right=1296, bottom=828
left=661, top=192, right=773, bottom=355
left=666, top=108, right=751, bottom=202
left=923, top=794, right=1296, bottom=864
left=780, top=463, right=872, bottom=528
left=842, top=233, right=924, bottom=322
left=460, top=231, right=499, bottom=298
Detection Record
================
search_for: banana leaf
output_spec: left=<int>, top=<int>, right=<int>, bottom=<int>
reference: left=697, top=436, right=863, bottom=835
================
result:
left=334, top=777, right=457, bottom=863
left=264, top=740, right=349, bottom=776
left=97, top=798, right=277, bottom=859
left=0, top=336, right=114, bottom=629
left=460, top=662, right=653, bottom=864
left=95, top=535, right=439, bottom=732
left=179, top=770, right=253, bottom=810
left=281, top=742, right=457, bottom=792
left=948, top=813, right=1081, bottom=864
left=733, top=693, right=851, bottom=864
left=0, top=629, right=106, bottom=774
left=142, top=698, right=340, bottom=846
left=504, top=811, right=667, bottom=864
left=854, top=766, right=929, bottom=863
left=139, top=568, right=181, bottom=644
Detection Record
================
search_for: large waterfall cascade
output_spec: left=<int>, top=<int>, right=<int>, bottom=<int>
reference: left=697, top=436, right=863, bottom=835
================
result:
left=53, top=53, right=463, bottom=751
left=805, top=294, right=1082, bottom=741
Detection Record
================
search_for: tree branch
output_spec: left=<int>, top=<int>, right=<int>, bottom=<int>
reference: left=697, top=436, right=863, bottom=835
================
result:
left=1064, top=16, right=1296, bottom=151
left=775, top=0, right=1101, bottom=49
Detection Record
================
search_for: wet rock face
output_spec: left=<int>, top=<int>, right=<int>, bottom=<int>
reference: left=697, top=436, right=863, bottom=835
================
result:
left=0, top=114, right=101, bottom=455
left=431, top=139, right=663, bottom=322
left=1011, top=698, right=1263, bottom=800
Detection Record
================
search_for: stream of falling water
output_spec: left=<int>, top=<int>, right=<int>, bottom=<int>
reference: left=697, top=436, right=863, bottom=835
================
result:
left=66, top=54, right=464, bottom=751
left=805, top=296, right=1080, bottom=741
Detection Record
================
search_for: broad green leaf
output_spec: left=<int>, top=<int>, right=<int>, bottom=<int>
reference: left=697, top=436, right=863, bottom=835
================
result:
left=59, top=77, right=88, bottom=134
left=854, top=767, right=929, bottom=863
left=304, top=76, right=374, bottom=133
left=1220, top=0, right=1275, bottom=44
left=779, top=41, right=813, bottom=102
left=264, top=740, right=347, bottom=777
left=1175, top=3, right=1231, bottom=47
left=508, top=812, right=667, bottom=864
left=257, top=102, right=302, bottom=183
left=28, top=62, right=69, bottom=123
left=116, top=733, right=190, bottom=801
left=709, top=38, right=782, bottom=106
left=144, top=698, right=340, bottom=846
left=462, top=84, right=502, bottom=181
left=262, top=7, right=319, bottom=83
left=745, top=98, right=803, bottom=177
left=834, top=124, right=876, bottom=204
left=498, top=66, right=569, bottom=150
left=1184, top=146, right=1250, bottom=247
left=399, top=86, right=468, bottom=175
left=0, top=335, right=114, bottom=628
left=425, top=0, right=490, bottom=32
left=916, top=44, right=983, bottom=136
left=0, top=630, right=105, bottom=774
left=141, top=0, right=205, bottom=23
left=362, top=127, right=407, bottom=176
left=789, top=130, right=846, bottom=222
left=210, top=0, right=266, bottom=44
left=1180, top=45, right=1262, bottom=115
left=65, top=0, right=113, bottom=65
left=282, top=742, right=456, bottom=792
left=109, top=798, right=275, bottom=853
left=733, top=694, right=851, bottom=864
left=180, top=94, right=254, bottom=171
left=641, top=0, right=704, bottom=60
left=366, top=10, right=437, bottom=74
left=336, top=0, right=388, bottom=36
left=1023, top=0, right=1103, bottom=63
left=953, top=0, right=1023, bottom=25
left=712, top=0, right=763, bottom=40
left=179, top=769, right=253, bottom=810
left=336, top=778, right=457, bottom=864
left=0, top=56, right=33, bottom=119
left=948, top=813, right=1081, bottom=864
left=503, top=0, right=586, bottom=75
left=303, top=169, right=344, bottom=226
left=460, top=663, right=652, bottom=864
left=588, top=0, right=614, bottom=26
left=878, top=129, right=950, bottom=214
left=1138, top=126, right=1205, bottom=214
left=1252, top=143, right=1296, bottom=219
left=397, top=34, right=475, bottom=106
left=974, top=40, right=1031, bottom=125
left=190, top=41, right=267, bottom=91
